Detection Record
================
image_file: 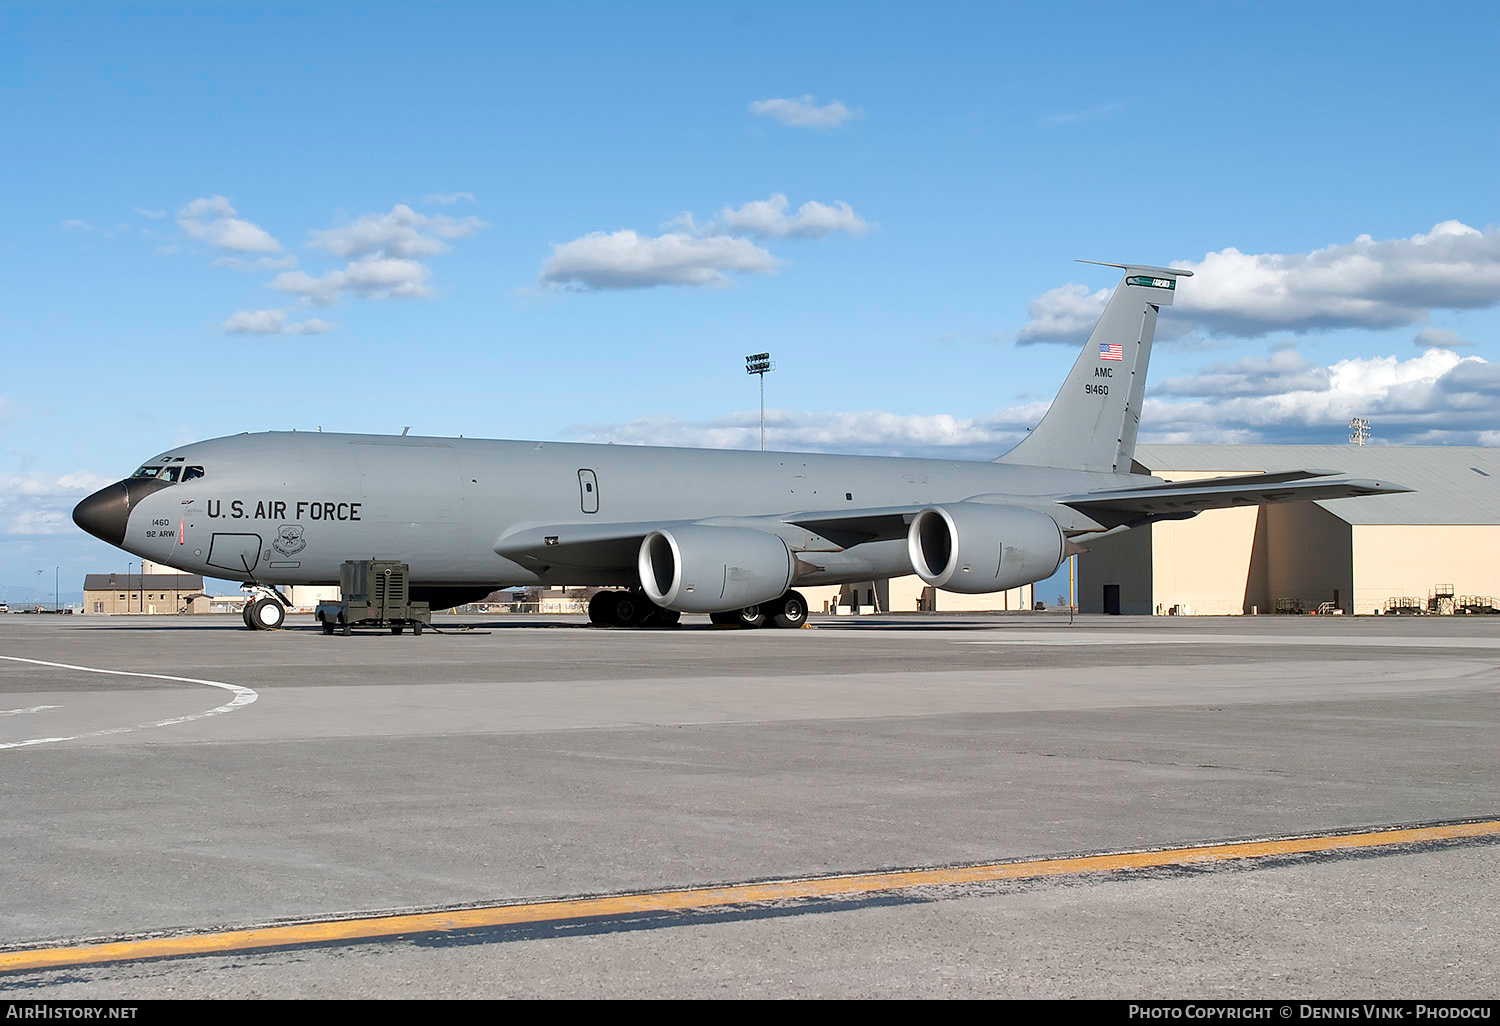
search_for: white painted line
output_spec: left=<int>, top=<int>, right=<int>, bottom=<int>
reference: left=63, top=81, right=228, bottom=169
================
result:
left=0, top=656, right=258, bottom=750
left=0, top=705, right=62, bottom=717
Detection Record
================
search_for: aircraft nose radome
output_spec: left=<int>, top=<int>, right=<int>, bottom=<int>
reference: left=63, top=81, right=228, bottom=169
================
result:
left=73, top=481, right=130, bottom=546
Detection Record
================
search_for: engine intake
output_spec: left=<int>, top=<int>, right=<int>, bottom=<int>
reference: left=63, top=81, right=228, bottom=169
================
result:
left=639, top=526, right=793, bottom=613
left=907, top=503, right=1064, bottom=594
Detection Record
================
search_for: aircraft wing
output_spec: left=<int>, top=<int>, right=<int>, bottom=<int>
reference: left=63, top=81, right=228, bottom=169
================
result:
left=494, top=505, right=923, bottom=573
left=494, top=520, right=690, bottom=571
left=1058, top=471, right=1412, bottom=526
left=780, top=506, right=920, bottom=547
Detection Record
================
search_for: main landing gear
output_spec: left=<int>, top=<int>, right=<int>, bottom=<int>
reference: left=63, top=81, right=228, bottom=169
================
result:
left=708, top=590, right=808, bottom=630
left=587, top=590, right=682, bottom=629
left=587, top=589, right=807, bottom=630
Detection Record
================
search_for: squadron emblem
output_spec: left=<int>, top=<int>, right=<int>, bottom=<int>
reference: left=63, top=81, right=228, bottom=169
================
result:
left=271, top=524, right=307, bottom=557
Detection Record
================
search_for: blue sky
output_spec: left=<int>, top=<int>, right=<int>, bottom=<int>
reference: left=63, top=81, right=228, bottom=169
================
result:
left=2, top=1, right=1496, bottom=604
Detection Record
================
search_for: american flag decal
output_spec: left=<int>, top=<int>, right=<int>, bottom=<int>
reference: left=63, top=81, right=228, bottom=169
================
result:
left=1099, top=343, right=1123, bottom=362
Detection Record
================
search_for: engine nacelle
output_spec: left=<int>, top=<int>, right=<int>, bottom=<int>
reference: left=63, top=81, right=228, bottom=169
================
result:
left=638, top=525, right=794, bottom=613
left=907, top=503, right=1064, bottom=594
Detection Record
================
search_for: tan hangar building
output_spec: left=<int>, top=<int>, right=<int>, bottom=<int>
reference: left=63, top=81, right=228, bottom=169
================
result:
left=1078, top=445, right=1500, bottom=616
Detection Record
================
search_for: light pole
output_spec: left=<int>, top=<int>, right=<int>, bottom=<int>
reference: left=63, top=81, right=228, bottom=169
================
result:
left=34, top=569, right=43, bottom=611
left=745, top=352, right=773, bottom=451
left=55, top=567, right=59, bottom=613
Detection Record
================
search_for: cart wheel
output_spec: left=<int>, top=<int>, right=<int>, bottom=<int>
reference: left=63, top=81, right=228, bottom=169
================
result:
left=414, top=623, right=424, bottom=636
left=391, top=625, right=404, bottom=635
left=321, top=618, right=334, bottom=635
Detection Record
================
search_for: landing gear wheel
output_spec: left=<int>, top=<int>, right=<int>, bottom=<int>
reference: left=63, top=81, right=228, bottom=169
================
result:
left=588, top=591, right=613, bottom=626
left=607, top=592, right=644, bottom=627
left=709, top=611, right=737, bottom=626
left=769, top=590, right=808, bottom=629
left=249, top=597, right=285, bottom=630
left=734, top=604, right=767, bottom=629
left=242, top=604, right=256, bottom=629
left=652, top=607, right=681, bottom=627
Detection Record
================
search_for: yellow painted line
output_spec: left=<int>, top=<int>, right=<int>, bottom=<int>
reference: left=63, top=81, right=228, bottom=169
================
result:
left=4, top=819, right=1496, bottom=974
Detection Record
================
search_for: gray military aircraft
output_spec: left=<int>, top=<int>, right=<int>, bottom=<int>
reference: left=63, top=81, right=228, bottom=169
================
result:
left=73, top=262, right=1409, bottom=630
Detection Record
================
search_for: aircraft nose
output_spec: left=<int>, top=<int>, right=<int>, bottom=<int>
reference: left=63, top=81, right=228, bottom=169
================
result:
left=73, top=481, right=131, bottom=546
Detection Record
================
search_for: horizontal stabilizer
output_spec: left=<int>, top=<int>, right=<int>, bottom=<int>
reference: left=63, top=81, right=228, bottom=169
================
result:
left=1059, top=473, right=1412, bottom=522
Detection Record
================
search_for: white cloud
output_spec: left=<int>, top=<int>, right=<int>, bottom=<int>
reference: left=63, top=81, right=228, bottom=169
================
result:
left=1016, top=283, right=1110, bottom=344
left=177, top=195, right=282, bottom=254
left=309, top=204, right=484, bottom=260
left=1414, top=326, right=1475, bottom=348
left=1018, top=222, right=1500, bottom=343
left=0, top=470, right=113, bottom=535
left=567, top=407, right=1038, bottom=461
left=236, top=203, right=488, bottom=307
left=543, top=193, right=868, bottom=291
left=272, top=255, right=432, bottom=305
left=180, top=196, right=235, bottom=219
left=1156, top=350, right=1332, bottom=397
left=568, top=350, right=1500, bottom=456
left=540, top=230, right=779, bottom=290
left=222, top=309, right=334, bottom=335
left=748, top=95, right=862, bottom=129
left=718, top=194, right=868, bottom=239
left=1142, top=350, right=1498, bottom=445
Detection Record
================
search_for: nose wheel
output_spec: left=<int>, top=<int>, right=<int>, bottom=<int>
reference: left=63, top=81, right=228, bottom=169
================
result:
left=241, top=586, right=290, bottom=630
left=245, top=596, right=286, bottom=630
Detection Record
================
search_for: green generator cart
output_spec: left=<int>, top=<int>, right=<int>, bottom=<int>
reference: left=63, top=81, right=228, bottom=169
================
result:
left=316, top=560, right=431, bottom=635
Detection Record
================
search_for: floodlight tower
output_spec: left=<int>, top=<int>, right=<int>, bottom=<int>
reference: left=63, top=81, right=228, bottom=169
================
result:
left=1349, top=417, right=1370, bottom=445
left=745, top=352, right=774, bottom=451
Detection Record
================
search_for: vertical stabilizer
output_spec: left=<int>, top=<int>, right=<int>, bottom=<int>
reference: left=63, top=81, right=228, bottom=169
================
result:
left=995, top=262, right=1191, bottom=473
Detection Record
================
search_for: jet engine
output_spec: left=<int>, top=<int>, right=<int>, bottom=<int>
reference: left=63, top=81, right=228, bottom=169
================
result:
left=638, top=525, right=794, bottom=613
left=907, top=503, right=1064, bottom=594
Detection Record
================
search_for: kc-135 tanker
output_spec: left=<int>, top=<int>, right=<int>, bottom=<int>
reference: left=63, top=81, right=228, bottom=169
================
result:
left=73, top=262, right=1409, bottom=630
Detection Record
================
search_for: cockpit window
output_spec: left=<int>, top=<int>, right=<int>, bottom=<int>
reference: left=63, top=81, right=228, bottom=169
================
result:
left=131, top=464, right=203, bottom=482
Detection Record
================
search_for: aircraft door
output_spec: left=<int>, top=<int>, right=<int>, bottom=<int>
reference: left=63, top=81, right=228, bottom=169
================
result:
left=207, top=533, right=264, bottom=577
left=578, top=469, right=599, bottom=514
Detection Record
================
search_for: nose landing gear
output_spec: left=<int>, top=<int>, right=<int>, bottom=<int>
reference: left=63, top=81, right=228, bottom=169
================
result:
left=241, top=586, right=289, bottom=630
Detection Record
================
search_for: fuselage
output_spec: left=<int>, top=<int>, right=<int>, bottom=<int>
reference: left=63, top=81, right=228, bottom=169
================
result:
left=78, top=430, right=1146, bottom=591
